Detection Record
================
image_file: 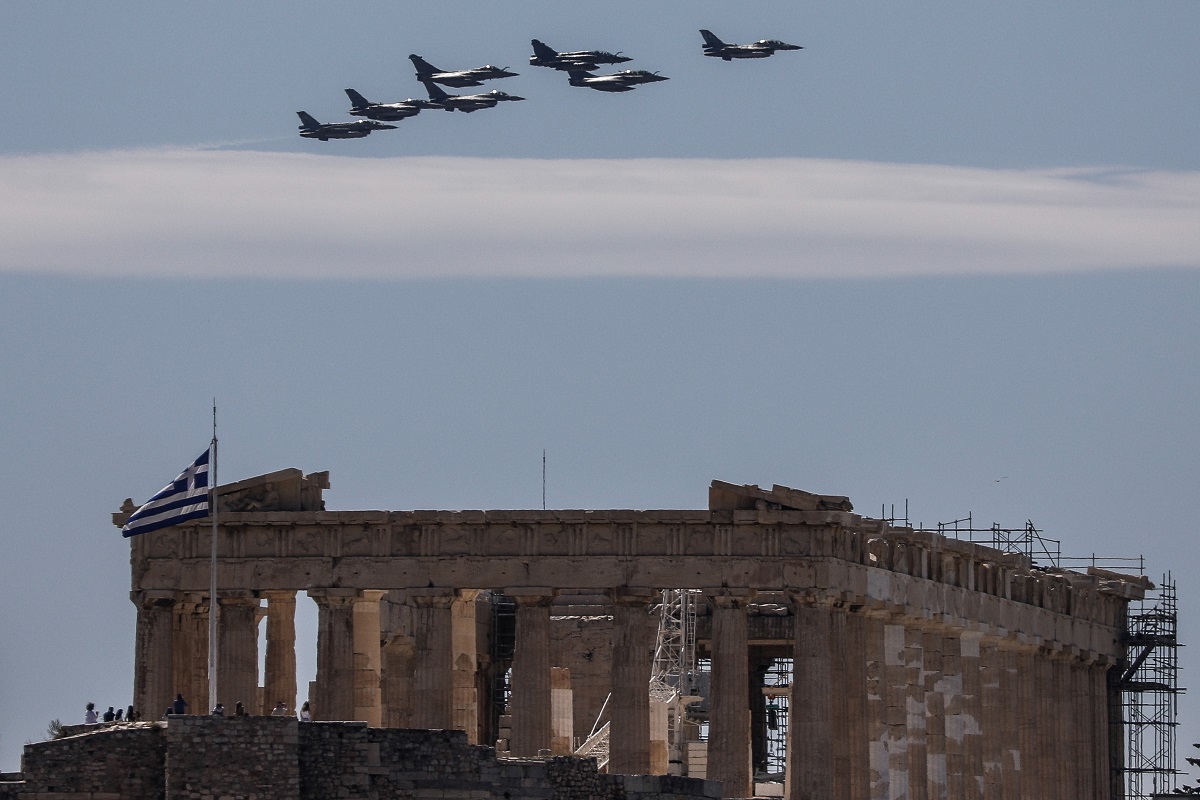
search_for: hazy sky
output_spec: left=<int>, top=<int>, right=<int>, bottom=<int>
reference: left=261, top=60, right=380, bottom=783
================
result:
left=1, top=0, right=1198, bottom=782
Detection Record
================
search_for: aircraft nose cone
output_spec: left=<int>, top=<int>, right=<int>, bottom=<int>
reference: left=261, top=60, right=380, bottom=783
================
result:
left=508, top=95, right=526, bottom=101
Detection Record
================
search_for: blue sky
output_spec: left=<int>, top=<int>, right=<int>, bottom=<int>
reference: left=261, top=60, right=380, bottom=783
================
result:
left=1, top=0, right=1199, bottom=781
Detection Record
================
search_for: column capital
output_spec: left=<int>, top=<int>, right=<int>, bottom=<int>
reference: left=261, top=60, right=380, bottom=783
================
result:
left=608, top=588, right=658, bottom=607
left=308, top=587, right=358, bottom=606
left=407, top=587, right=459, bottom=608
left=132, top=589, right=176, bottom=608
left=218, top=591, right=260, bottom=607
left=788, top=589, right=838, bottom=609
left=703, top=588, right=755, bottom=610
left=505, top=588, right=557, bottom=606
left=178, top=591, right=209, bottom=611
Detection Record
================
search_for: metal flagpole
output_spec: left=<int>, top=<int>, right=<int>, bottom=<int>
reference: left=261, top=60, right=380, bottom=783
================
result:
left=208, top=400, right=219, bottom=710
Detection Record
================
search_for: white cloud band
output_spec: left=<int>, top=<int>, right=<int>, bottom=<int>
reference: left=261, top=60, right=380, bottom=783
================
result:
left=1, top=149, right=1197, bottom=279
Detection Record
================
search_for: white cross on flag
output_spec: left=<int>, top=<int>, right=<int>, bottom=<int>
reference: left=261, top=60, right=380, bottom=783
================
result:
left=121, top=448, right=211, bottom=537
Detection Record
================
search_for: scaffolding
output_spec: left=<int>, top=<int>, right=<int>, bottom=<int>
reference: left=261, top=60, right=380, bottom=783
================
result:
left=759, top=656, right=792, bottom=780
left=489, top=592, right=517, bottom=745
left=650, top=589, right=702, bottom=773
left=935, top=513, right=1063, bottom=567
left=1119, top=573, right=1182, bottom=799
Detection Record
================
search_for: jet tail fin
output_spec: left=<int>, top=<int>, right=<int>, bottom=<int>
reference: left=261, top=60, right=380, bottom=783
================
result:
left=296, top=111, right=320, bottom=129
left=344, top=89, right=371, bottom=109
left=567, top=70, right=596, bottom=85
left=699, top=29, right=726, bottom=48
left=531, top=39, right=559, bottom=60
left=409, top=54, right=441, bottom=78
left=421, top=80, right=450, bottom=102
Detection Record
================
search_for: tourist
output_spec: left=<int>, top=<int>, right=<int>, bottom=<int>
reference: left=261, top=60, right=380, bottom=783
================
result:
left=84, top=702, right=98, bottom=724
left=126, top=706, right=137, bottom=722
left=211, top=703, right=225, bottom=716
left=172, top=693, right=187, bottom=715
left=270, top=700, right=289, bottom=717
left=102, top=706, right=115, bottom=722
left=114, top=708, right=124, bottom=722
left=234, top=701, right=247, bottom=717
left=298, top=701, right=311, bottom=722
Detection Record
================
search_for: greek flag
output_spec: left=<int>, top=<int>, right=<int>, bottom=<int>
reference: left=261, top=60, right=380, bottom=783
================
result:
left=122, top=448, right=211, bottom=537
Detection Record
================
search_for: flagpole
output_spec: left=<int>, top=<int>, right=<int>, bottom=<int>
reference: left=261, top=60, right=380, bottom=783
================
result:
left=208, top=401, right=219, bottom=711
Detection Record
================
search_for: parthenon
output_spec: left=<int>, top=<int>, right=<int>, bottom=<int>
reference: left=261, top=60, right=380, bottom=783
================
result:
left=115, top=468, right=1149, bottom=800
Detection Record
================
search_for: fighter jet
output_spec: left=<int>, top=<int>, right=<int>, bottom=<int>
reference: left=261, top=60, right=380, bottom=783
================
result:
left=566, top=70, right=669, bottom=93
left=344, top=89, right=438, bottom=122
left=699, top=29, right=803, bottom=60
left=421, top=81, right=525, bottom=113
left=529, top=39, right=632, bottom=71
left=296, top=111, right=397, bottom=141
left=409, top=54, right=518, bottom=87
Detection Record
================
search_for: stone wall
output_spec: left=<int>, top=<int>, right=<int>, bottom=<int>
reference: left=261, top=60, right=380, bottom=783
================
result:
left=5, top=723, right=164, bottom=800
left=544, top=758, right=721, bottom=800
left=1, top=718, right=720, bottom=800
left=166, top=715, right=298, bottom=800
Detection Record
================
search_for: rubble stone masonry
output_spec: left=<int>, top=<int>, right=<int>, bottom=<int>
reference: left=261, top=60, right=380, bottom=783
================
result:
left=0, top=717, right=721, bottom=800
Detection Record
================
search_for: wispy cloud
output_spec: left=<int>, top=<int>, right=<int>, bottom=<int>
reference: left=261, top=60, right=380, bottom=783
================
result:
left=1, top=149, right=1197, bottom=279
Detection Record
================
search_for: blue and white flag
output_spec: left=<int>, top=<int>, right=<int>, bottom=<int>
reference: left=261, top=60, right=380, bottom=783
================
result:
left=122, top=448, right=212, bottom=537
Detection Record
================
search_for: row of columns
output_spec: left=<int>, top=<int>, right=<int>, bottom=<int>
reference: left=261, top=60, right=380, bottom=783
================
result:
left=134, top=588, right=1116, bottom=800
left=135, top=589, right=299, bottom=718
left=737, top=601, right=1115, bottom=800
left=132, top=585, right=661, bottom=772
left=698, top=594, right=1115, bottom=800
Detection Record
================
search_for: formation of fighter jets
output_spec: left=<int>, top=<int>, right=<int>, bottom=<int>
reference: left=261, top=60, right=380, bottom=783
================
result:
left=297, top=31, right=802, bottom=140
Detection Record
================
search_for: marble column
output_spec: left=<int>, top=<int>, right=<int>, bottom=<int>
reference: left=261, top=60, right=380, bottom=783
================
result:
left=1015, top=647, right=1039, bottom=800
left=709, top=592, right=752, bottom=799
left=847, top=611, right=871, bottom=800
left=169, top=594, right=204, bottom=714
left=923, top=628, right=947, bottom=800
left=941, top=632, right=964, bottom=800
left=1080, top=657, right=1099, bottom=800
left=905, top=624, right=928, bottom=800
left=996, top=644, right=1020, bottom=800
left=882, top=620, right=911, bottom=800
left=789, top=597, right=833, bottom=800
left=1093, top=660, right=1113, bottom=800
left=262, top=590, right=297, bottom=715
left=510, top=590, right=555, bottom=756
left=865, top=612, right=890, bottom=799
left=353, top=590, right=386, bottom=726
left=1052, top=653, right=1072, bottom=800
left=610, top=591, right=657, bottom=775
left=410, top=589, right=456, bottom=730
left=452, top=590, right=481, bottom=742
left=382, top=633, right=415, bottom=728
left=960, top=632, right=984, bottom=800
left=311, top=588, right=357, bottom=721
left=1033, top=651, right=1056, bottom=796
left=830, top=607, right=851, bottom=800
left=133, top=590, right=175, bottom=720
left=217, top=592, right=260, bottom=712
left=979, top=638, right=1003, bottom=800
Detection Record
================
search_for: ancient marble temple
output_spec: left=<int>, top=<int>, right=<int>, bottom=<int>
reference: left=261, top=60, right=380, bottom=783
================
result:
left=115, top=469, right=1145, bottom=800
